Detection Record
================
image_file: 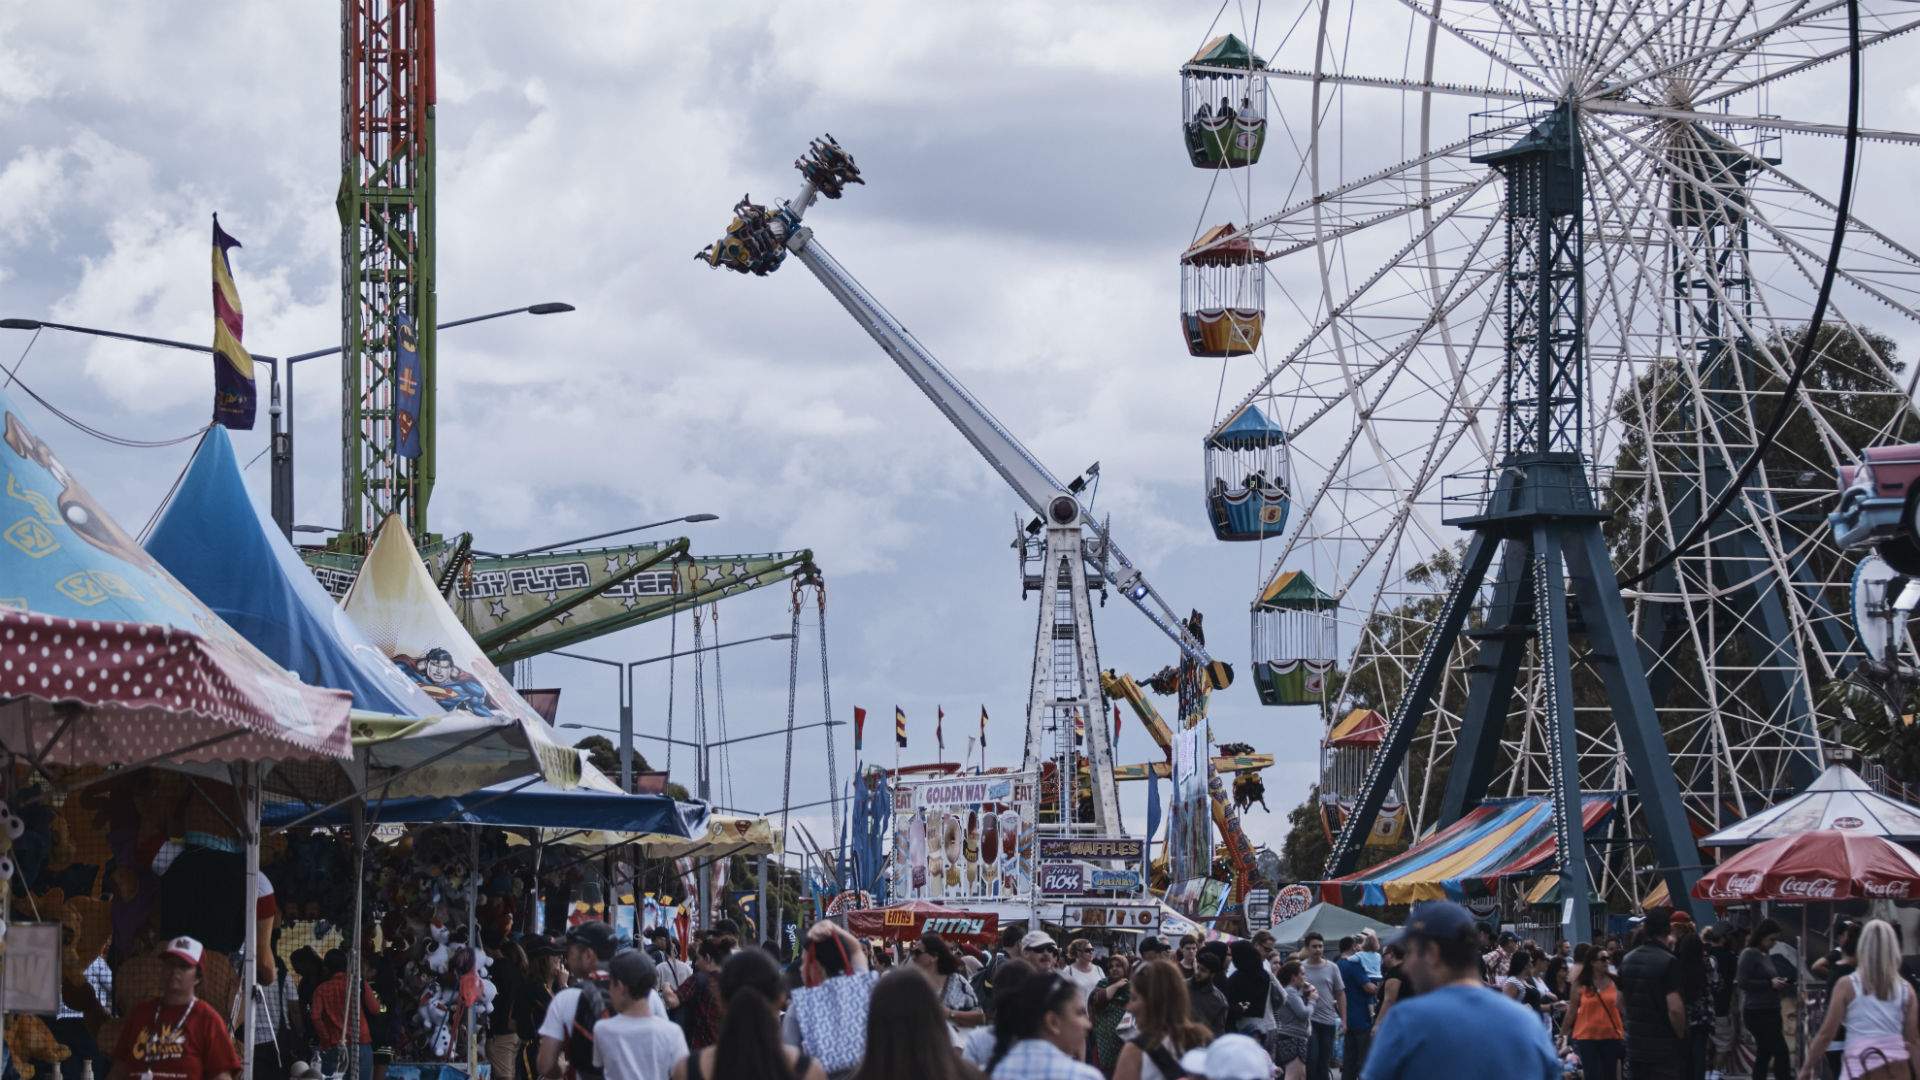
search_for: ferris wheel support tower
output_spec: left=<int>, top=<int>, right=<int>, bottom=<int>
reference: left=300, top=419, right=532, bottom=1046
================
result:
left=700, top=139, right=1211, bottom=836
left=1323, top=103, right=1708, bottom=934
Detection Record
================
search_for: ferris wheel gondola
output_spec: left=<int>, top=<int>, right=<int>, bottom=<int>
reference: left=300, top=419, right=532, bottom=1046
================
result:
left=1186, top=0, right=1920, bottom=900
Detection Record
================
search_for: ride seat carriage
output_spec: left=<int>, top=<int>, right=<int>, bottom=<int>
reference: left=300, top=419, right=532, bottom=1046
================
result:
left=1250, top=567, right=1336, bottom=706
left=1182, top=224, right=1271, bottom=357
left=1205, top=403, right=1289, bottom=541
left=1182, top=34, right=1267, bottom=168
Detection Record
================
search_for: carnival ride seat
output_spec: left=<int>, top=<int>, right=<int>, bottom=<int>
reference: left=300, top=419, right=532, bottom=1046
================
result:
left=1250, top=567, right=1336, bottom=706
left=1204, top=404, right=1289, bottom=541
left=1182, top=224, right=1270, bottom=358
left=1181, top=35, right=1266, bottom=169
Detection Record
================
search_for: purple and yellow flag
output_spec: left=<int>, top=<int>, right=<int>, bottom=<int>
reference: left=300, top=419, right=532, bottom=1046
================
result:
left=980, top=706, right=987, bottom=749
left=894, top=705, right=907, bottom=748
left=936, top=706, right=944, bottom=755
left=210, top=215, right=255, bottom=429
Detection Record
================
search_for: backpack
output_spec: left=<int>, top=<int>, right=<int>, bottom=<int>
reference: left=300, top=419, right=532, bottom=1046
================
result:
left=566, top=974, right=614, bottom=1080
left=972, top=953, right=1003, bottom=1020
left=1130, top=1034, right=1184, bottom=1079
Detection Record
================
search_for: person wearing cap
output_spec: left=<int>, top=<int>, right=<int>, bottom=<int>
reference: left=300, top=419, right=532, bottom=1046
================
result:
left=1357, top=902, right=1558, bottom=1080
left=308, top=948, right=381, bottom=1080
left=1177, top=1032, right=1274, bottom=1080
left=589, top=950, right=686, bottom=1080
left=537, top=921, right=664, bottom=1079
left=1617, top=908, right=1687, bottom=1080
left=1137, top=937, right=1171, bottom=969
left=109, top=936, right=243, bottom=1080
left=1022, top=930, right=1061, bottom=974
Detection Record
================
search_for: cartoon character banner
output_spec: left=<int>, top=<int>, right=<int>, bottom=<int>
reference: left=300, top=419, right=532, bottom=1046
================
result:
left=340, top=515, right=578, bottom=782
left=889, top=772, right=1037, bottom=903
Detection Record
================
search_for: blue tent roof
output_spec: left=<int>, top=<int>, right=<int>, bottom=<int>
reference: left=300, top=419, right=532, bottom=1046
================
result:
left=1211, top=404, right=1286, bottom=448
left=263, top=774, right=708, bottom=837
left=144, top=427, right=443, bottom=718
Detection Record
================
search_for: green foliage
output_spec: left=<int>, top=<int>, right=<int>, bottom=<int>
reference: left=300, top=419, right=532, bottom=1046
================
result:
left=1280, top=786, right=1329, bottom=881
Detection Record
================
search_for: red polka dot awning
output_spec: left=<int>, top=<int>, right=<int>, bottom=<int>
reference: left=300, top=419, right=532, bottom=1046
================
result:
left=0, top=405, right=351, bottom=764
left=0, top=609, right=351, bottom=764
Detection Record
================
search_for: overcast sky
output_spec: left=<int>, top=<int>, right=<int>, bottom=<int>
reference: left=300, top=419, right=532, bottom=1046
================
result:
left=4, top=3, right=1917, bottom=867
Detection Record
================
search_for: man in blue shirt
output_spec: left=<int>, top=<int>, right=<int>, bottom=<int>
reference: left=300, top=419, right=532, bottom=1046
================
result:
left=1336, top=935, right=1379, bottom=1076
left=1363, top=901, right=1560, bottom=1080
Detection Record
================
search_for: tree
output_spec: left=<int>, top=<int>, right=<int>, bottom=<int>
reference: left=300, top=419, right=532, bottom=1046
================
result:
left=570, top=735, right=690, bottom=799
left=1279, top=785, right=1329, bottom=882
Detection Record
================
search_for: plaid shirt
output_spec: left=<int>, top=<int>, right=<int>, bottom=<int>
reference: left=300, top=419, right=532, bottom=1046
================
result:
left=987, top=1039, right=1104, bottom=1080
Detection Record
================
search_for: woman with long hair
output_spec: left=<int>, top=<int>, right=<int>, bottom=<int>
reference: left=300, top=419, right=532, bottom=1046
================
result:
left=1112, top=960, right=1212, bottom=1080
left=910, top=934, right=984, bottom=1045
left=1223, top=940, right=1276, bottom=1041
left=670, top=949, right=825, bottom=1080
left=985, top=971, right=1101, bottom=1080
left=1801, top=919, right=1919, bottom=1080
left=1675, top=930, right=1715, bottom=1080
left=963, top=960, right=1033, bottom=1071
left=1560, top=947, right=1624, bottom=1080
left=848, top=969, right=985, bottom=1080
left=1741, top=919, right=1794, bottom=1080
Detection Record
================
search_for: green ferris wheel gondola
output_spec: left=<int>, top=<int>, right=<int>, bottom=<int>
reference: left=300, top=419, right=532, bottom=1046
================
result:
left=1181, top=34, right=1267, bottom=168
left=1250, top=567, right=1337, bottom=706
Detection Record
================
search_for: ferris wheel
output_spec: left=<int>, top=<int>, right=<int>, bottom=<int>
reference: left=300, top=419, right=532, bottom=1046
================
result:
left=1184, top=1, right=1920, bottom=894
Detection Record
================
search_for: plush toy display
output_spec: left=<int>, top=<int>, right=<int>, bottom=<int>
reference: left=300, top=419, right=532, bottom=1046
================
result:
left=6, top=1015, right=70, bottom=1080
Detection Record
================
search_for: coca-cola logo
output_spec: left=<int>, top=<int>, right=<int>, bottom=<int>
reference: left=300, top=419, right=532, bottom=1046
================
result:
left=1778, top=877, right=1840, bottom=899
left=1709, top=871, right=1765, bottom=898
left=1833, top=817, right=1865, bottom=829
left=1864, top=880, right=1913, bottom=899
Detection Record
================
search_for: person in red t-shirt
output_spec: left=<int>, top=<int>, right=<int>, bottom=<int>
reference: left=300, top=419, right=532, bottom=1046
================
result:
left=110, top=936, right=243, bottom=1080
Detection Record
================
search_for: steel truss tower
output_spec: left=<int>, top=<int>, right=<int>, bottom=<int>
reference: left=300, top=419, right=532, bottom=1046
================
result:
left=1324, top=103, right=1707, bottom=935
left=337, top=0, right=436, bottom=546
left=1639, top=125, right=1837, bottom=806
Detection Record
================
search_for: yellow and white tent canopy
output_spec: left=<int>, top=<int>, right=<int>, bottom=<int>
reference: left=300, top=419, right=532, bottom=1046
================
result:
left=342, top=515, right=580, bottom=792
left=507, top=810, right=777, bottom=856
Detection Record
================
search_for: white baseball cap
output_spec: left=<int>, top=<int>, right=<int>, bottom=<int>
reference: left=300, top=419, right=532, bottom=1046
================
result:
left=1179, top=1033, right=1274, bottom=1080
left=163, top=935, right=204, bottom=969
left=1020, top=930, right=1056, bottom=950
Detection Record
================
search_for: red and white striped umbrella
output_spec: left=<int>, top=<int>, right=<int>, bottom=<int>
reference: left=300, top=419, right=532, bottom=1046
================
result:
left=1692, top=829, right=1920, bottom=903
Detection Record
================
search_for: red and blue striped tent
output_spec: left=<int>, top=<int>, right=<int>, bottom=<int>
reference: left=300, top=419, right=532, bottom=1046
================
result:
left=1317, top=795, right=1615, bottom=907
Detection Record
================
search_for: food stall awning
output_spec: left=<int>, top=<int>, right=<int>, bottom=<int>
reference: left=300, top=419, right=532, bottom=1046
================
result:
left=145, top=427, right=572, bottom=798
left=264, top=764, right=706, bottom=838
left=1316, top=795, right=1613, bottom=906
left=1701, top=764, right=1920, bottom=846
left=844, top=900, right=998, bottom=946
left=0, top=410, right=350, bottom=765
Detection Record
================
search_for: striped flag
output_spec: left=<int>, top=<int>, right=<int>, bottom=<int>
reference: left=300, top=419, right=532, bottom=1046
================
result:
left=895, top=705, right=907, bottom=748
left=209, top=214, right=255, bottom=429
left=853, top=706, right=867, bottom=751
left=980, top=706, right=987, bottom=749
left=936, top=707, right=945, bottom=756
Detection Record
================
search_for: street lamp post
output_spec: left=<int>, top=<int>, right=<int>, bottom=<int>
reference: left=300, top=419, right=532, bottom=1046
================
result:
left=561, top=713, right=846, bottom=937
left=552, top=631, right=795, bottom=793
left=0, top=303, right=574, bottom=538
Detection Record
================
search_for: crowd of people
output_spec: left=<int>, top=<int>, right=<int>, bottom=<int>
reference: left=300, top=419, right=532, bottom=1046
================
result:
left=87, top=901, right=1920, bottom=1080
